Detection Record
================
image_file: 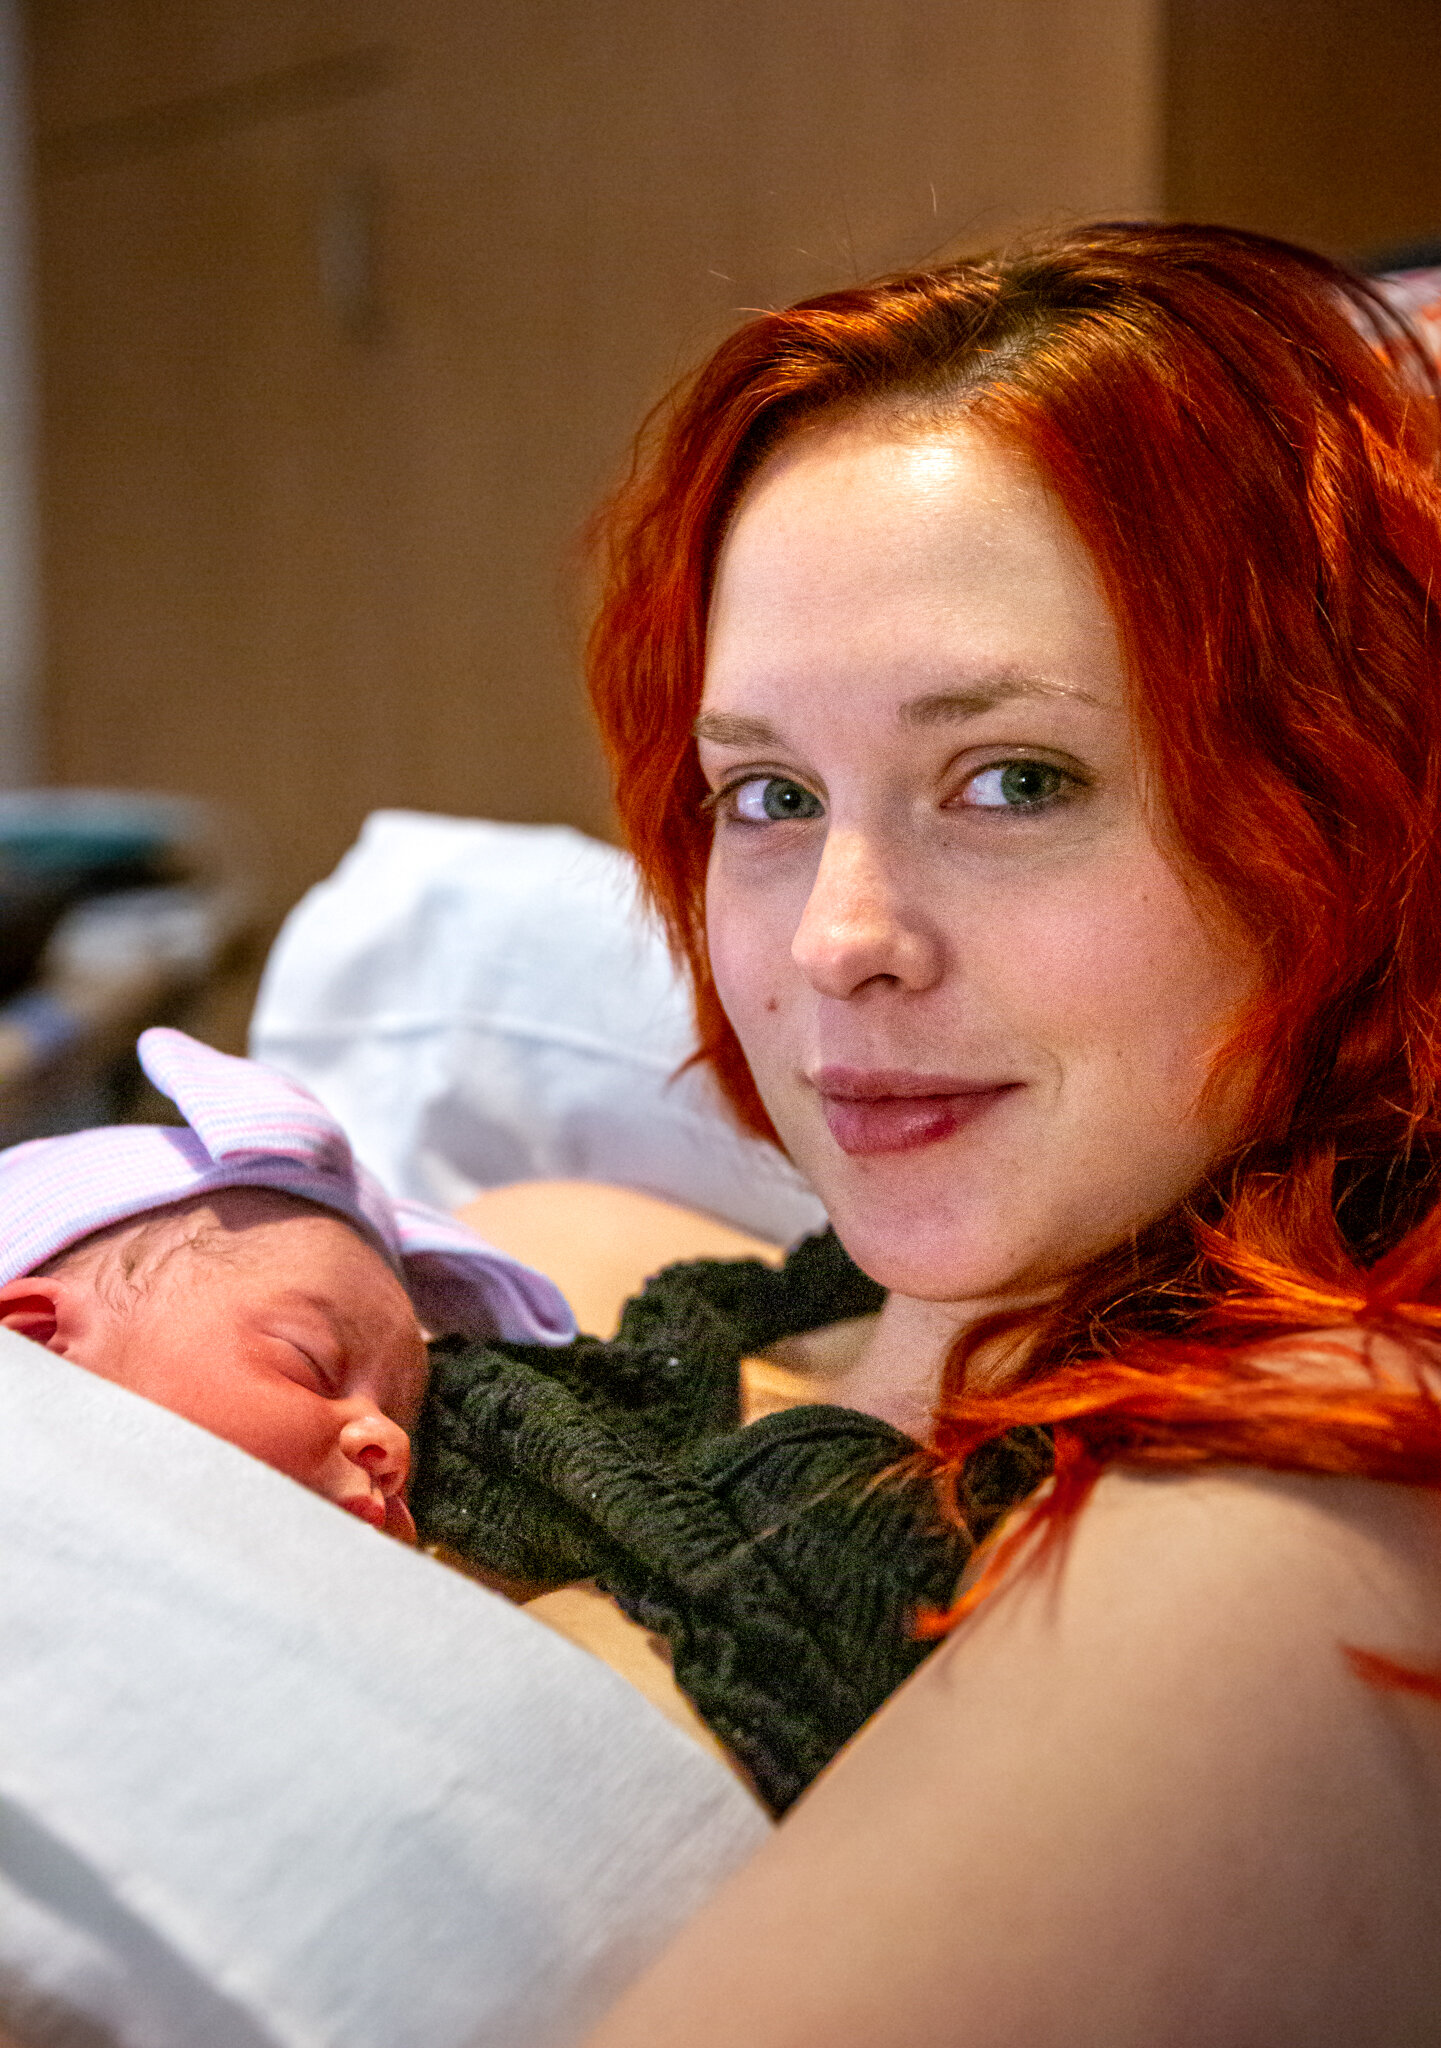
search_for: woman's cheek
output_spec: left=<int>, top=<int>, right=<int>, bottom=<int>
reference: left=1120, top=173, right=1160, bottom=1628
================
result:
left=706, top=858, right=803, bottom=1039
left=1004, top=860, right=1258, bottom=1160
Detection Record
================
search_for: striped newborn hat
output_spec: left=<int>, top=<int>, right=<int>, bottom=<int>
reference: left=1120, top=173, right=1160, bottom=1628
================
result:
left=0, top=1027, right=576, bottom=1346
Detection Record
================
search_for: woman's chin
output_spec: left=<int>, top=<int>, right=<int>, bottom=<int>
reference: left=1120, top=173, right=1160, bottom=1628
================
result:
left=827, top=1206, right=1052, bottom=1308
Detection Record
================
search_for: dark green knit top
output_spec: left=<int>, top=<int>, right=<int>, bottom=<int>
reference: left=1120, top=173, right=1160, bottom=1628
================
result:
left=411, top=1228, right=1052, bottom=1814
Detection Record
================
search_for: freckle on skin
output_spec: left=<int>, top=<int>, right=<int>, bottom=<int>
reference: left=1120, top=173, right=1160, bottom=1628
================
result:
left=766, top=997, right=780, bottom=1012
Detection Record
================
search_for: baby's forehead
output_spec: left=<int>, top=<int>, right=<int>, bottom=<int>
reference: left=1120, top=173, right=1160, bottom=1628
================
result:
left=50, top=1186, right=399, bottom=1297
left=168, top=1185, right=374, bottom=1249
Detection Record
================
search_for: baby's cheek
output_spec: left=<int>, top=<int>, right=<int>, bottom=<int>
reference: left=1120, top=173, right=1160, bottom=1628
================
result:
left=210, top=1386, right=342, bottom=1488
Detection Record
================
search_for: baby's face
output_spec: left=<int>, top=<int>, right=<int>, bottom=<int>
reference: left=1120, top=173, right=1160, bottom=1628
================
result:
left=4, top=1188, right=428, bottom=1541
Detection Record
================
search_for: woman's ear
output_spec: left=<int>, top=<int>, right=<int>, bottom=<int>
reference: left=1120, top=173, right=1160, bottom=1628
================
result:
left=0, top=1275, right=73, bottom=1351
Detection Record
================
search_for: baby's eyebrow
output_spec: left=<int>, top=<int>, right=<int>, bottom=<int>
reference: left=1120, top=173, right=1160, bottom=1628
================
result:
left=265, top=1286, right=344, bottom=1323
left=259, top=1289, right=363, bottom=1359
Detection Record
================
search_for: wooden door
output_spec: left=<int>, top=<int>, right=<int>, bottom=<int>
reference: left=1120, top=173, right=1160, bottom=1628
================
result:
left=28, top=0, right=1162, bottom=924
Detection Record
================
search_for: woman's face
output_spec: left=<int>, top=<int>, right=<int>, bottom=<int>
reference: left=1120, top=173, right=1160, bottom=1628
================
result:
left=699, top=415, right=1259, bottom=1306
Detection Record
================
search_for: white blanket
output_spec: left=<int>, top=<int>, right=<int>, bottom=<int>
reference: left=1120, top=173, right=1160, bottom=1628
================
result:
left=0, top=1329, right=769, bottom=2048
left=249, top=811, right=826, bottom=1246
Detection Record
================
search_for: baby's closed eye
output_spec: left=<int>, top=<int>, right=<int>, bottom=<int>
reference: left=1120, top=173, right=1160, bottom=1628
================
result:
left=265, top=1330, right=345, bottom=1394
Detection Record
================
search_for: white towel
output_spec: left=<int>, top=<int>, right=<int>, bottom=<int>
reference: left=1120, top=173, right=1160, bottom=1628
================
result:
left=0, top=1327, right=769, bottom=2048
left=249, top=811, right=826, bottom=1245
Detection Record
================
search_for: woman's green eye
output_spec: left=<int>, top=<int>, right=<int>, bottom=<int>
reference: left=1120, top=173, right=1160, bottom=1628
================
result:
left=729, top=776, right=824, bottom=823
left=964, top=761, right=1069, bottom=811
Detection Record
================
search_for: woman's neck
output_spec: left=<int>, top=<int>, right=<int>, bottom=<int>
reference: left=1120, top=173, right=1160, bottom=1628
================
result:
left=749, top=1287, right=1051, bottom=1439
left=824, top=1292, right=974, bottom=1437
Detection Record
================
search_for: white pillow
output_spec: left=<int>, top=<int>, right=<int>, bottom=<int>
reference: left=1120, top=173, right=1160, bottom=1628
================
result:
left=248, top=811, right=826, bottom=1246
left=0, top=1328, right=769, bottom=2048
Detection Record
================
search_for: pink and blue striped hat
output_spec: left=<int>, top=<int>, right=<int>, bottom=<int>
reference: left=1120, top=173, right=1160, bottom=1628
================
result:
left=0, top=1028, right=576, bottom=1346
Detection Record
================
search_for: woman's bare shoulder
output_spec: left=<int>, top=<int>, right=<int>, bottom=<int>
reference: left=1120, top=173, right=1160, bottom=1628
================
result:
left=583, top=1466, right=1441, bottom=2048
left=456, top=1180, right=784, bottom=1335
left=1247, top=1321, right=1441, bottom=1388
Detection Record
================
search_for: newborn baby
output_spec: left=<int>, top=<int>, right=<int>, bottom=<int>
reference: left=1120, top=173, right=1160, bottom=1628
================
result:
left=2, top=1183, right=433, bottom=1539
left=0, top=1028, right=575, bottom=1539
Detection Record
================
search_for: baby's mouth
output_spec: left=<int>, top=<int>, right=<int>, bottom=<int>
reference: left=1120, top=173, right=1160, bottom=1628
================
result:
left=339, top=1489, right=417, bottom=1543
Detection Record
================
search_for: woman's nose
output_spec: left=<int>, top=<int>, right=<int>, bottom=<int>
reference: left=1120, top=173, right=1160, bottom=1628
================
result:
left=337, top=1411, right=411, bottom=1497
left=790, top=826, right=943, bottom=999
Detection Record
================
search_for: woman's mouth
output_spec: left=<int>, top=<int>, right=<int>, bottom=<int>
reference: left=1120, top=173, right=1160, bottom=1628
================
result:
left=813, top=1068, right=1019, bottom=1157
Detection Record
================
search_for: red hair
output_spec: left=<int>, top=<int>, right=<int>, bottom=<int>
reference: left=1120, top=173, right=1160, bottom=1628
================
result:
left=587, top=223, right=1441, bottom=1616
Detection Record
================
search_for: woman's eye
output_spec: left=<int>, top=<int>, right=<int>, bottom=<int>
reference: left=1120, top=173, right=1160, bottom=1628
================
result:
left=726, top=776, right=824, bottom=823
left=961, top=760, right=1071, bottom=811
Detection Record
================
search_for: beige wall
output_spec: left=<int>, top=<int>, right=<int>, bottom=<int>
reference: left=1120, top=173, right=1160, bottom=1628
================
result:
left=0, top=0, right=34, bottom=787
left=26, top=0, right=1162, bottom=920
left=1166, top=0, right=1441, bottom=259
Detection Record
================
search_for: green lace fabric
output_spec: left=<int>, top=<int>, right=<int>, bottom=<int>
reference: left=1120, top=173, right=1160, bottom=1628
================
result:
left=411, top=1229, right=1052, bottom=1814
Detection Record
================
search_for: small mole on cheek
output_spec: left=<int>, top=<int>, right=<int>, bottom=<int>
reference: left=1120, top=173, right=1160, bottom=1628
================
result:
left=765, top=996, right=779, bottom=1013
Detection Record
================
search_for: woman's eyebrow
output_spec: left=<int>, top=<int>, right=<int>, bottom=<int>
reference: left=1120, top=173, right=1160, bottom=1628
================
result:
left=694, top=680, right=1102, bottom=749
left=695, top=679, right=1105, bottom=753
left=692, top=710, right=780, bottom=747
left=900, top=678, right=1102, bottom=725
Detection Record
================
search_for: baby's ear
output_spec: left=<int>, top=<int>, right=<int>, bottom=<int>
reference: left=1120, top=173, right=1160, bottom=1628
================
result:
left=0, top=1276, right=67, bottom=1350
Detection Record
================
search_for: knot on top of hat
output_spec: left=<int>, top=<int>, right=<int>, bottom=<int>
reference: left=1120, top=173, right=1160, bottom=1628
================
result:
left=138, top=1027, right=357, bottom=1181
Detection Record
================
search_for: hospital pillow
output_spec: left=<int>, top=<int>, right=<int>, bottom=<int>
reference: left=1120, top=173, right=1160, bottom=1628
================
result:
left=249, top=811, right=826, bottom=1246
left=0, top=1328, right=769, bottom=2048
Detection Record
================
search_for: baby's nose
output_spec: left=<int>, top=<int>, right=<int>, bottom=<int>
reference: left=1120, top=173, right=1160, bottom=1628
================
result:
left=337, top=1411, right=411, bottom=1495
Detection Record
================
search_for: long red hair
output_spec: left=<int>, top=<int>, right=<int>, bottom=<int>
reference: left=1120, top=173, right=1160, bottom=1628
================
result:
left=587, top=222, right=1441, bottom=1600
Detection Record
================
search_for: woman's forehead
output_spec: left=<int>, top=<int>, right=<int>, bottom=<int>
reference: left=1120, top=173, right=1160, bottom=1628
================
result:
left=703, top=416, right=1123, bottom=722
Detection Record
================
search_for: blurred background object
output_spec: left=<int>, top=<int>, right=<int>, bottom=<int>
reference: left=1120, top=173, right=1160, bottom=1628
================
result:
left=0, top=786, right=255, bottom=1139
left=249, top=809, right=827, bottom=1242
left=23, top=0, right=1167, bottom=944
left=0, top=0, right=1437, bottom=1104
left=0, top=0, right=32, bottom=792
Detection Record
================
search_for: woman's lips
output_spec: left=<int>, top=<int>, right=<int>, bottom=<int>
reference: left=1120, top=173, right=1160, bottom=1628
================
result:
left=813, top=1068, right=1019, bottom=1157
